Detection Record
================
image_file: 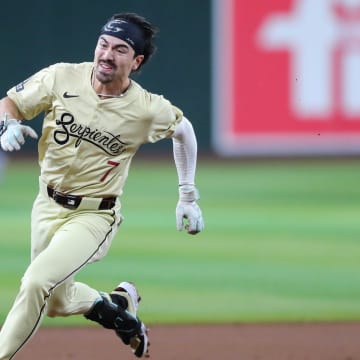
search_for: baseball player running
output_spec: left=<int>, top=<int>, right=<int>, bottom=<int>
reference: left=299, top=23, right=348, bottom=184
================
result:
left=0, top=12, right=204, bottom=359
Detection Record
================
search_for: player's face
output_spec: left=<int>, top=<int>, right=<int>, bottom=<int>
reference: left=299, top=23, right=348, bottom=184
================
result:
left=94, top=35, right=144, bottom=84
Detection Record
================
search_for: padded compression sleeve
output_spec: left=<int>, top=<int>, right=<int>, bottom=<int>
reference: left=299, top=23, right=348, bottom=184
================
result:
left=172, top=117, right=198, bottom=186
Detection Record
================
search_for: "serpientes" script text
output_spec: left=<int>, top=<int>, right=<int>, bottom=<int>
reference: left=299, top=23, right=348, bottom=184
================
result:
left=54, top=113, right=128, bottom=156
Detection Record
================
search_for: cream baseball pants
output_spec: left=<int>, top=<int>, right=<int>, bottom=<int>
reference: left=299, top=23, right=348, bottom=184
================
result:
left=0, top=181, right=121, bottom=360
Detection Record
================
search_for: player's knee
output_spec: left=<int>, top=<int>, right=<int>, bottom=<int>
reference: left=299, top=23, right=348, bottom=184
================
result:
left=47, top=307, right=67, bottom=317
left=47, top=297, right=64, bottom=317
left=46, top=308, right=57, bottom=318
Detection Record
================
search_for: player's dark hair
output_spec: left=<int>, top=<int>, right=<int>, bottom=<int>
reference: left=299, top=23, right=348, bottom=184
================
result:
left=110, top=12, right=158, bottom=71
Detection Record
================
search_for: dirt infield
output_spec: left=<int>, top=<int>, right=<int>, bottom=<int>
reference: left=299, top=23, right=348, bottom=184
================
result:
left=13, top=322, right=360, bottom=360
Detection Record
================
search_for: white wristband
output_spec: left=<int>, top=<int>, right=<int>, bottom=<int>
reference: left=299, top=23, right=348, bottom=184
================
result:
left=179, top=185, right=200, bottom=202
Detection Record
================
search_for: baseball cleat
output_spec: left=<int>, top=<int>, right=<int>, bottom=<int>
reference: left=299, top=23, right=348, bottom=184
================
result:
left=112, top=281, right=141, bottom=315
left=127, top=321, right=150, bottom=358
left=111, top=281, right=150, bottom=358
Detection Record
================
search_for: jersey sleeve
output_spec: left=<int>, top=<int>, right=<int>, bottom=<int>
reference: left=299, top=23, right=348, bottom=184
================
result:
left=7, top=65, right=56, bottom=120
left=146, top=94, right=183, bottom=143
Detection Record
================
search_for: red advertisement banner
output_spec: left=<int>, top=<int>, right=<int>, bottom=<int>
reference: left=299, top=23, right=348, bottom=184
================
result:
left=212, top=0, right=360, bottom=155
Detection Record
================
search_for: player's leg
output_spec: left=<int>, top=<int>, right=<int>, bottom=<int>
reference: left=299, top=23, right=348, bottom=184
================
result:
left=46, top=279, right=100, bottom=316
left=47, top=277, right=149, bottom=357
left=33, top=190, right=149, bottom=356
left=0, top=208, right=118, bottom=360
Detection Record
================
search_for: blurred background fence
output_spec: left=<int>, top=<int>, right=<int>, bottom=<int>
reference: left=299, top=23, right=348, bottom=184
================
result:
left=2, top=0, right=360, bottom=157
left=0, top=0, right=211, bottom=155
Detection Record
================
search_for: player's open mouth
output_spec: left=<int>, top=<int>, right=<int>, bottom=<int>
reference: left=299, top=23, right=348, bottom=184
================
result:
left=99, top=61, right=115, bottom=73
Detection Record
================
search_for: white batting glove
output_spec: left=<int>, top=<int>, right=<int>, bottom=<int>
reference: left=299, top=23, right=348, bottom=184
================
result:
left=1, top=117, right=38, bottom=151
left=176, top=185, right=204, bottom=235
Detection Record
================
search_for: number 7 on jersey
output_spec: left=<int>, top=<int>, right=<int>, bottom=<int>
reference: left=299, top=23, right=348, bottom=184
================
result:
left=100, top=160, right=120, bottom=182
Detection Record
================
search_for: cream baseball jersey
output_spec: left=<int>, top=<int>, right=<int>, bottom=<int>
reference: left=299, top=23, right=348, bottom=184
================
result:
left=7, top=62, right=183, bottom=197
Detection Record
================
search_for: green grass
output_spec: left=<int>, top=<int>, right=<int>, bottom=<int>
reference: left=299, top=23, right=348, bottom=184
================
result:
left=0, top=157, right=360, bottom=326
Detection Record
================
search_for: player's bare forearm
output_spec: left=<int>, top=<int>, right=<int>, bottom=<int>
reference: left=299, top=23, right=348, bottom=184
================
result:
left=0, top=96, right=24, bottom=120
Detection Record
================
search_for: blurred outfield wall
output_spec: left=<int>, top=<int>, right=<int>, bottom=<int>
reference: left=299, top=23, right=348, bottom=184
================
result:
left=0, top=0, right=211, bottom=154
left=212, top=0, right=360, bottom=157
left=1, top=0, right=360, bottom=157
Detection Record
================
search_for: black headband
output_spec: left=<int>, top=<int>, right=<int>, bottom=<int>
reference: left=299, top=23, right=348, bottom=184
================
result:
left=100, top=19, right=145, bottom=54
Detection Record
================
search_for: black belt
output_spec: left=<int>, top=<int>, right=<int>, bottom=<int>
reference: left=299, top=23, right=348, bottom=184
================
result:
left=47, top=186, right=116, bottom=210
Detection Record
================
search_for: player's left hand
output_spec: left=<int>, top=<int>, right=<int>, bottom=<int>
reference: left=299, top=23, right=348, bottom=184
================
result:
left=0, top=118, right=38, bottom=151
left=176, top=185, right=204, bottom=235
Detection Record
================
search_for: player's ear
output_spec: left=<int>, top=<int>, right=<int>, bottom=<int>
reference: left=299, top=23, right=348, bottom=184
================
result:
left=132, top=55, right=144, bottom=71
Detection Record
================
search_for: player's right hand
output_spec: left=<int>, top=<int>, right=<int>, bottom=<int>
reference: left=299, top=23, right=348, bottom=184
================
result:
left=1, top=119, right=38, bottom=151
left=176, top=185, right=204, bottom=235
